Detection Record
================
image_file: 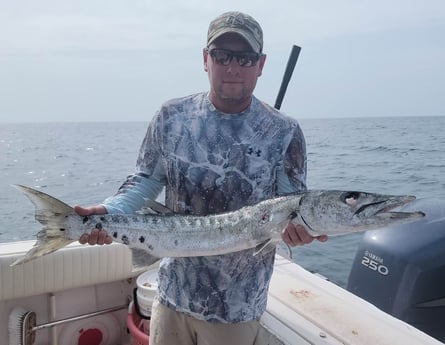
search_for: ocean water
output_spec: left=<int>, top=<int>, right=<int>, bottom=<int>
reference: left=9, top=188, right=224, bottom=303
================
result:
left=1, top=116, right=444, bottom=287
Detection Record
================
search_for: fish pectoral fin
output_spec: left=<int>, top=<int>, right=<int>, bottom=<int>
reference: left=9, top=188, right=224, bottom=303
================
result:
left=128, top=246, right=160, bottom=269
left=139, top=200, right=174, bottom=215
left=253, top=239, right=276, bottom=256
left=276, top=241, right=293, bottom=260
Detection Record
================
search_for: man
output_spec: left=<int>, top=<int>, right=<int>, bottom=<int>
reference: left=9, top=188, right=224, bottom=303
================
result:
left=76, top=11, right=327, bottom=345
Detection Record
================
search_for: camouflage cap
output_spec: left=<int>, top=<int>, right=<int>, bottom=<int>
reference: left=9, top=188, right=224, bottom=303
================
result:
left=207, top=12, right=263, bottom=53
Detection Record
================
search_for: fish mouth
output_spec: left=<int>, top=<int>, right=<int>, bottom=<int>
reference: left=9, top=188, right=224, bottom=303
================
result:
left=354, top=196, right=417, bottom=217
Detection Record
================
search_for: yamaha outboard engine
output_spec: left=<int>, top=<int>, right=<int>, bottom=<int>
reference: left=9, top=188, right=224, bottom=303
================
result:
left=347, top=198, right=445, bottom=342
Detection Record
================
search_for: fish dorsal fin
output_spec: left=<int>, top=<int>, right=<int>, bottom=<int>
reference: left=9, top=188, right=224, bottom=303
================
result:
left=138, top=200, right=174, bottom=215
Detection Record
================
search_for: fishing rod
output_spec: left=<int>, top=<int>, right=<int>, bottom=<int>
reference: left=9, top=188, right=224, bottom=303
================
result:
left=274, top=44, right=301, bottom=110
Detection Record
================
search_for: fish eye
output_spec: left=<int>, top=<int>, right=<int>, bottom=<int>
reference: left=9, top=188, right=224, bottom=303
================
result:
left=341, top=192, right=361, bottom=206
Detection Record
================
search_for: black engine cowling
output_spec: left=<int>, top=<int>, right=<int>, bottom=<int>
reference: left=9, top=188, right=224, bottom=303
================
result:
left=347, top=198, right=445, bottom=342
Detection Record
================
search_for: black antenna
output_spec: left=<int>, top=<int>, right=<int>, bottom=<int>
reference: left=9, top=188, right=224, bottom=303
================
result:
left=274, top=45, right=301, bottom=110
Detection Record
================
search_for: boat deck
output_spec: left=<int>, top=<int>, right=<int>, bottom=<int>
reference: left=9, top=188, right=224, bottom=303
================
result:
left=0, top=241, right=443, bottom=344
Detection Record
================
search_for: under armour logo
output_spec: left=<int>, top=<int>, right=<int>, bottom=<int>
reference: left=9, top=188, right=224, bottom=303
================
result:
left=248, top=147, right=262, bottom=157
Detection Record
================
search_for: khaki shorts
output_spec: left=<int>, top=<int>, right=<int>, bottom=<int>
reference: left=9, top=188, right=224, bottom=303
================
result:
left=149, top=296, right=260, bottom=345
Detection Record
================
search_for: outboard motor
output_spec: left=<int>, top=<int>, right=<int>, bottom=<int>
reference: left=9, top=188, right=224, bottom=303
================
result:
left=347, top=198, right=445, bottom=342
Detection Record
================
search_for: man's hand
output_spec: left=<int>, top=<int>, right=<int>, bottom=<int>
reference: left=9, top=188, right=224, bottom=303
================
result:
left=74, top=205, right=113, bottom=245
left=282, top=222, right=328, bottom=246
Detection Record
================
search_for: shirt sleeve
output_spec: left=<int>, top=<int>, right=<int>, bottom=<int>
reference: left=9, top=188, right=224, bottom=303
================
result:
left=102, top=112, right=167, bottom=214
left=276, top=122, right=307, bottom=195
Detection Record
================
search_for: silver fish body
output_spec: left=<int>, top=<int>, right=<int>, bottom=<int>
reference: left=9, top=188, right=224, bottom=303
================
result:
left=11, top=185, right=424, bottom=266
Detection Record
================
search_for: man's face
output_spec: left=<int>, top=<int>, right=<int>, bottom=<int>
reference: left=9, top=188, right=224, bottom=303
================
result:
left=203, top=33, right=266, bottom=113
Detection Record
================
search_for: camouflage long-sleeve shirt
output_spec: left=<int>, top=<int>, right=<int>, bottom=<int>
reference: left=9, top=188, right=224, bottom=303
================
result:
left=103, top=92, right=306, bottom=323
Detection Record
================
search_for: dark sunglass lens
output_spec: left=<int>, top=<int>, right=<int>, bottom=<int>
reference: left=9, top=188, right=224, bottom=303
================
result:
left=208, top=49, right=259, bottom=67
left=237, top=53, right=259, bottom=67
left=211, top=50, right=232, bottom=65
left=237, top=55, right=250, bottom=67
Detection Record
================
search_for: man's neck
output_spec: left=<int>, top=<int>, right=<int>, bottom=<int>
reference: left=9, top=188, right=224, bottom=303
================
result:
left=209, top=93, right=252, bottom=114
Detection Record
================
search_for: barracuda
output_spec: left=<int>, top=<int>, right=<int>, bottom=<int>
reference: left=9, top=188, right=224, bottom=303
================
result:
left=11, top=185, right=424, bottom=267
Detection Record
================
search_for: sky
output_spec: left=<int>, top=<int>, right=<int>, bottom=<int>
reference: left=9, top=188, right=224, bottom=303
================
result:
left=0, top=0, right=444, bottom=122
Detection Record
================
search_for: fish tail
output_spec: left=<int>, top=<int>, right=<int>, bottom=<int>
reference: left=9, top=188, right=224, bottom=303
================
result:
left=11, top=185, right=75, bottom=266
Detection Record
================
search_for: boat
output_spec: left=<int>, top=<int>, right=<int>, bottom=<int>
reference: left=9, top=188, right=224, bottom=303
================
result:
left=1, top=209, right=444, bottom=345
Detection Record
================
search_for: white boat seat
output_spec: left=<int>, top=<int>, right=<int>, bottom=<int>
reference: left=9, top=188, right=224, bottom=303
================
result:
left=0, top=241, right=140, bottom=301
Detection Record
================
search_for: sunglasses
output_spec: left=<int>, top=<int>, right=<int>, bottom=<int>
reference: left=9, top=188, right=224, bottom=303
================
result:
left=206, top=48, right=262, bottom=67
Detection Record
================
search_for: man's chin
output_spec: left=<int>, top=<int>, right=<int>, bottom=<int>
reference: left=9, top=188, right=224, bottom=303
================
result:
left=219, top=92, right=249, bottom=103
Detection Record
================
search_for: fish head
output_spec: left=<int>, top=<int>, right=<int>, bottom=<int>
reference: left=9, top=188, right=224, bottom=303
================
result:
left=298, top=190, right=425, bottom=235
